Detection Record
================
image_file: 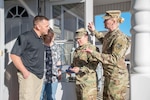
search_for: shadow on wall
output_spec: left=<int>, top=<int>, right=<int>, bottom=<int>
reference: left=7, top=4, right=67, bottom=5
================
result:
left=4, top=49, right=19, bottom=100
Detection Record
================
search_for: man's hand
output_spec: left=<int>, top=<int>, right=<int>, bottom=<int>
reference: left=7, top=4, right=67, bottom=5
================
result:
left=10, top=54, right=30, bottom=79
left=22, top=70, right=30, bottom=79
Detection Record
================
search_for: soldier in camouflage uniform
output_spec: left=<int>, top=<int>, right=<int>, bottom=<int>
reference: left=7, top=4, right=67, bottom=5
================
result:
left=69, top=28, right=99, bottom=100
left=85, top=10, right=130, bottom=100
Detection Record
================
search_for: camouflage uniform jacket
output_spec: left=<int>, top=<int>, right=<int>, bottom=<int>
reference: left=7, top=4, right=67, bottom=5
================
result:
left=91, top=28, right=129, bottom=77
left=91, top=28, right=130, bottom=99
left=72, top=42, right=99, bottom=85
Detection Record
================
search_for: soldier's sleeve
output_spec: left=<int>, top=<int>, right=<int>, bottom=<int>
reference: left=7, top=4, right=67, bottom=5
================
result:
left=90, top=36, right=129, bottom=66
left=79, top=66, right=91, bottom=73
left=92, top=30, right=104, bottom=42
left=80, top=45, right=99, bottom=73
left=70, top=49, right=88, bottom=73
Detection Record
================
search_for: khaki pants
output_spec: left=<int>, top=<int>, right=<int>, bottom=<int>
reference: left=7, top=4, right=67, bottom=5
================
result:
left=17, top=72, right=43, bottom=100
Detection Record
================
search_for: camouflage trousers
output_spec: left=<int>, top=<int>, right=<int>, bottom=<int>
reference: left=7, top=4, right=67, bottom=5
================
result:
left=76, top=83, right=97, bottom=100
left=103, top=70, right=129, bottom=100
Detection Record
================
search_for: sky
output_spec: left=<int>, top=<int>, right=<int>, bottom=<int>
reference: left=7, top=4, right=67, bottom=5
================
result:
left=95, top=12, right=131, bottom=36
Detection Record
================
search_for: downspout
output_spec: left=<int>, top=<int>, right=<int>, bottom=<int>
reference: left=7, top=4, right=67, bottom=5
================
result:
left=38, top=0, right=40, bottom=15
left=44, top=0, right=46, bottom=15
left=38, top=0, right=46, bottom=16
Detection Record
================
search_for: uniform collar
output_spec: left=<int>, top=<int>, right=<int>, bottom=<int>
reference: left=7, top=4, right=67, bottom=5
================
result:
left=78, top=42, right=90, bottom=50
left=109, top=28, right=119, bottom=36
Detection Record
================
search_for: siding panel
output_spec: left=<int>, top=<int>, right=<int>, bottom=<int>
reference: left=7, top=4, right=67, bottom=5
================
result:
left=94, top=1, right=131, bottom=15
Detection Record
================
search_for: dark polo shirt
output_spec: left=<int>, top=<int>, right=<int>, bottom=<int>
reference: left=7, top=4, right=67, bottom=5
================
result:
left=11, top=29, right=44, bottom=79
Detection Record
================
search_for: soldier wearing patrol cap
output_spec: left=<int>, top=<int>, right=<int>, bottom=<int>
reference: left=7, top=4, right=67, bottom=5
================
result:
left=69, top=28, right=99, bottom=100
left=86, top=10, right=130, bottom=100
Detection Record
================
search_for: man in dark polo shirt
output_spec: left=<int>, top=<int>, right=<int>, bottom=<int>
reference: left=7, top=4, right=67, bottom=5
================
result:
left=10, top=15, right=49, bottom=100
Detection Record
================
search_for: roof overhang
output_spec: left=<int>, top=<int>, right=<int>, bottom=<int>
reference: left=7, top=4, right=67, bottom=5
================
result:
left=94, top=0, right=131, bottom=6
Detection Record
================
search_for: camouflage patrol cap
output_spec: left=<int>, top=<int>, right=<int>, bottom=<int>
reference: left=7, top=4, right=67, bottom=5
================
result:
left=75, top=28, right=88, bottom=39
left=103, top=10, right=124, bottom=23
left=103, top=10, right=121, bottom=19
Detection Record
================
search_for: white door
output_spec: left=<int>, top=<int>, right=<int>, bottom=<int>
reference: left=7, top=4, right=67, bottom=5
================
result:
left=5, top=5, right=31, bottom=100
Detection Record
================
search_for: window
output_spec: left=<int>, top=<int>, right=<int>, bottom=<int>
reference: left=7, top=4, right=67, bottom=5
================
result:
left=7, top=6, right=29, bottom=18
left=53, top=5, right=84, bottom=66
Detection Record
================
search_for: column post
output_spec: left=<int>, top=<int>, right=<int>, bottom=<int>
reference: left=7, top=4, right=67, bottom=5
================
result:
left=130, top=0, right=150, bottom=99
left=0, top=0, right=5, bottom=100
left=84, top=0, right=95, bottom=44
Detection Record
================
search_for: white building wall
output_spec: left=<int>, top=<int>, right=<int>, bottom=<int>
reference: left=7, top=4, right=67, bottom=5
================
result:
left=0, top=1, right=5, bottom=100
